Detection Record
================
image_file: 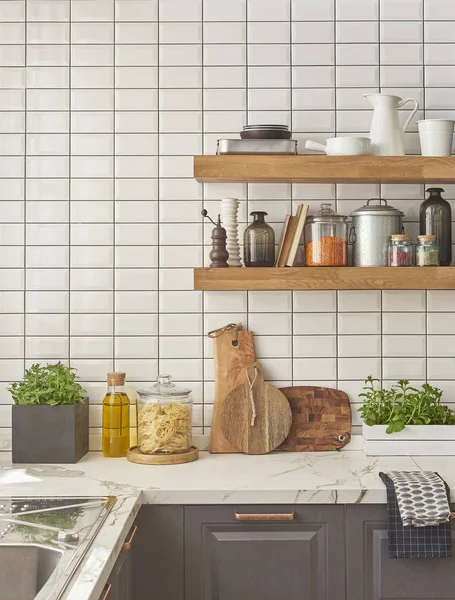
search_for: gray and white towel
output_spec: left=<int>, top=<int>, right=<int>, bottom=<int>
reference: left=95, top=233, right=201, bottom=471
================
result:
left=388, top=471, right=451, bottom=527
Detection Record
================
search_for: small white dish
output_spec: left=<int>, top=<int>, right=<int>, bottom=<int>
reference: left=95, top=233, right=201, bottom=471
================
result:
left=305, top=136, right=371, bottom=156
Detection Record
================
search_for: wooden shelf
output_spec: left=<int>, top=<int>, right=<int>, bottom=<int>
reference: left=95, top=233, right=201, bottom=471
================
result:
left=194, top=267, right=455, bottom=291
left=194, top=155, right=455, bottom=183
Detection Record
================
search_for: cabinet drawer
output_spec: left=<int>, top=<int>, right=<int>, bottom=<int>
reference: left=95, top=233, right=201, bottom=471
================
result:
left=185, top=505, right=345, bottom=600
left=347, top=505, right=455, bottom=600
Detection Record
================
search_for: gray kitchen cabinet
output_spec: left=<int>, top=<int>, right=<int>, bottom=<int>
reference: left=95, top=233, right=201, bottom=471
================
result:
left=132, top=505, right=184, bottom=600
left=185, top=505, right=346, bottom=600
left=347, top=504, right=455, bottom=600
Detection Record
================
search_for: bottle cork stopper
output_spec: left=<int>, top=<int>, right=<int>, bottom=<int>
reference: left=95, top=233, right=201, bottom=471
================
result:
left=418, top=234, right=436, bottom=242
left=107, top=372, right=126, bottom=386
left=391, top=234, right=409, bottom=241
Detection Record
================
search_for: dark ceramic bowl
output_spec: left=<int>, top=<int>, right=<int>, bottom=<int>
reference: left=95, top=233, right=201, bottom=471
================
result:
left=240, top=129, right=292, bottom=140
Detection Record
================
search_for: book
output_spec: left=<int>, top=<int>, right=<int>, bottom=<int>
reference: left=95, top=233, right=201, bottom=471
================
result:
left=285, top=204, right=309, bottom=267
left=275, top=215, right=290, bottom=266
left=277, top=215, right=298, bottom=267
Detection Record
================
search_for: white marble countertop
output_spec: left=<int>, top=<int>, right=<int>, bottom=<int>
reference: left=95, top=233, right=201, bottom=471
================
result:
left=2, top=449, right=455, bottom=599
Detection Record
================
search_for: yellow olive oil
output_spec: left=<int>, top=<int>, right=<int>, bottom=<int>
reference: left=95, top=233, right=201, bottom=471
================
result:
left=102, top=373, right=129, bottom=458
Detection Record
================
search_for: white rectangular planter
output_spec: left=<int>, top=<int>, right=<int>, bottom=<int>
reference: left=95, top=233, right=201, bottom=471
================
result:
left=362, top=424, right=455, bottom=456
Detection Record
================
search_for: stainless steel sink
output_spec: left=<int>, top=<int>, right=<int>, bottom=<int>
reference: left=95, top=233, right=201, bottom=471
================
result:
left=0, top=496, right=116, bottom=600
left=0, top=544, right=63, bottom=600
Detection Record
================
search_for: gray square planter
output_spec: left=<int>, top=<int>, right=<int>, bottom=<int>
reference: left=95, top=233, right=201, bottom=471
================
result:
left=12, top=397, right=89, bottom=464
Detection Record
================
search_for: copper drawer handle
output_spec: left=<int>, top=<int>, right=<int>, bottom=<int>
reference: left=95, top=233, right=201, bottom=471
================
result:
left=235, top=512, right=295, bottom=521
left=100, top=583, right=111, bottom=600
left=123, top=525, right=138, bottom=550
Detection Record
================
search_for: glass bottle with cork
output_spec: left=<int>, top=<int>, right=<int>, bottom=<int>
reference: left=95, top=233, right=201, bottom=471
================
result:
left=102, top=372, right=129, bottom=458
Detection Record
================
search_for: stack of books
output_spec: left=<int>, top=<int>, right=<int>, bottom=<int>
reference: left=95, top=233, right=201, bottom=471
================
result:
left=275, top=204, right=309, bottom=267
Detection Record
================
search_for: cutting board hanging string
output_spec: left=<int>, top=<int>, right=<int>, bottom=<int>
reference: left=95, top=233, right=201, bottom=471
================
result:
left=246, top=365, right=258, bottom=426
left=207, top=323, right=243, bottom=347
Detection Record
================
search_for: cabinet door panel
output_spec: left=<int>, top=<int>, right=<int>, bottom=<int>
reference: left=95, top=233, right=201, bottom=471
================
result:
left=185, top=505, right=345, bottom=600
left=132, top=506, right=184, bottom=600
left=347, top=504, right=455, bottom=600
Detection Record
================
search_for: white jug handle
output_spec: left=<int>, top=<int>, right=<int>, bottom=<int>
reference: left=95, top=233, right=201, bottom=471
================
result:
left=398, top=97, right=419, bottom=134
left=305, top=140, right=328, bottom=154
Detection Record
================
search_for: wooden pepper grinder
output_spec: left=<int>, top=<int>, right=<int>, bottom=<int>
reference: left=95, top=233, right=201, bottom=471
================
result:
left=202, top=209, right=229, bottom=268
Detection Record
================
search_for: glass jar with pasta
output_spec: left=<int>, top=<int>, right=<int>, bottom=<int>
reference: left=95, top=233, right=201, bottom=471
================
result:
left=136, top=376, right=192, bottom=455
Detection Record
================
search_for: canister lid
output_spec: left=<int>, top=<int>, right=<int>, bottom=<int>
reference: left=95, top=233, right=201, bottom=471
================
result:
left=306, top=203, right=347, bottom=223
left=418, top=234, right=436, bottom=242
left=391, top=234, right=409, bottom=242
left=137, top=375, right=192, bottom=398
left=350, top=198, right=404, bottom=217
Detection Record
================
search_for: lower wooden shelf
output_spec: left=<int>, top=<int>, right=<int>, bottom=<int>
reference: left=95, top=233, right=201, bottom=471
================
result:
left=194, top=266, right=455, bottom=290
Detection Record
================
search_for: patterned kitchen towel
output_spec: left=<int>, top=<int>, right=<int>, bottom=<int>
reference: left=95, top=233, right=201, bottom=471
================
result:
left=379, top=472, right=452, bottom=558
left=388, top=471, right=451, bottom=527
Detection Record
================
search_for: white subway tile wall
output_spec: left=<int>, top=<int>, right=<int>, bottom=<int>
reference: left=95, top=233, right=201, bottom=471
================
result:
left=0, top=0, right=455, bottom=450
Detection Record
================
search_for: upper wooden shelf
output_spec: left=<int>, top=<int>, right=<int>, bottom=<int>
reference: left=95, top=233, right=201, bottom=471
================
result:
left=194, top=267, right=455, bottom=291
left=194, top=155, right=455, bottom=184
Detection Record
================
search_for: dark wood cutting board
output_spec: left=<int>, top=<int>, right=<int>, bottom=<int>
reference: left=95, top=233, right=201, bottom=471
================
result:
left=278, top=386, right=352, bottom=452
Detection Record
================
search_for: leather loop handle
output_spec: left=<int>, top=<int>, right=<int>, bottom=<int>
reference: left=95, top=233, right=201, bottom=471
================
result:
left=235, top=512, right=295, bottom=521
left=123, top=525, right=138, bottom=550
left=100, top=584, right=112, bottom=600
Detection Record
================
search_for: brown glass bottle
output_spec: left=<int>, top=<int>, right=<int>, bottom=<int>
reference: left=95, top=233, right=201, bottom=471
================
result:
left=244, top=211, right=275, bottom=267
left=420, top=187, right=452, bottom=266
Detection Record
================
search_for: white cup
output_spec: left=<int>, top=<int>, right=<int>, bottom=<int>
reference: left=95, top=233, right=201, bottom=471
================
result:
left=417, top=119, right=454, bottom=156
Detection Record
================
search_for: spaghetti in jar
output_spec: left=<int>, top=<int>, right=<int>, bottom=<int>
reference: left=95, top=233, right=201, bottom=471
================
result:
left=304, top=203, right=348, bottom=266
left=137, top=376, right=192, bottom=455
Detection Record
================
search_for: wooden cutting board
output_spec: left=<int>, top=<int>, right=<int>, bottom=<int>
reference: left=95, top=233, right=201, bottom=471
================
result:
left=220, top=362, right=292, bottom=455
left=209, top=324, right=256, bottom=453
left=278, top=386, right=352, bottom=452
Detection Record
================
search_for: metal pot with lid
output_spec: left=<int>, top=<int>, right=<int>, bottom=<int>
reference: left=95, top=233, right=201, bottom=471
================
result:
left=349, top=198, right=404, bottom=266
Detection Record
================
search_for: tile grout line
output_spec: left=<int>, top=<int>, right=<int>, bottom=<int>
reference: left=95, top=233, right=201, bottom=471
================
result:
left=68, top=0, right=72, bottom=367
left=201, top=0, right=205, bottom=433
left=112, top=0, right=116, bottom=373
left=22, top=0, right=26, bottom=372
left=157, top=1, right=161, bottom=382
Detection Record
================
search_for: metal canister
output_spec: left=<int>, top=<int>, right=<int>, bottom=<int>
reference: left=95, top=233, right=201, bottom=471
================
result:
left=349, top=199, right=404, bottom=266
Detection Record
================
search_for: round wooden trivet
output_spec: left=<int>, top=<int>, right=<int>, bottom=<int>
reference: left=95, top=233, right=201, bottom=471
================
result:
left=127, top=446, right=199, bottom=465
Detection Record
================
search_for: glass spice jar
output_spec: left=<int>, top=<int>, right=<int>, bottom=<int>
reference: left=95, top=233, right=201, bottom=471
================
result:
left=388, top=234, right=413, bottom=266
left=416, top=234, right=439, bottom=267
left=136, top=375, right=193, bottom=455
left=304, top=203, right=348, bottom=267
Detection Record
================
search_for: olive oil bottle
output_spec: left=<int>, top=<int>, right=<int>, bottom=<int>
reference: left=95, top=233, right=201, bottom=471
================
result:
left=102, top=372, right=129, bottom=457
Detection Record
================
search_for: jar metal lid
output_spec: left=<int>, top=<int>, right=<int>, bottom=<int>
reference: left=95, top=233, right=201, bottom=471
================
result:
left=418, top=234, right=437, bottom=242
left=391, top=234, right=409, bottom=241
left=350, top=198, right=404, bottom=217
left=137, top=374, right=192, bottom=398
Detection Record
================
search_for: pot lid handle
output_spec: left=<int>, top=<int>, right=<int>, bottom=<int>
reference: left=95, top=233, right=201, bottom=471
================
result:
left=366, top=198, right=388, bottom=206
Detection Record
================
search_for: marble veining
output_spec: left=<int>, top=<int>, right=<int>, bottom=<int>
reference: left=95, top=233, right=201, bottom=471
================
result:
left=1, top=450, right=455, bottom=599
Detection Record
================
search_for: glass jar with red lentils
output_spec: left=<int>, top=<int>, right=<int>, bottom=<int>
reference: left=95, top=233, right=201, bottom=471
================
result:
left=304, top=203, right=348, bottom=266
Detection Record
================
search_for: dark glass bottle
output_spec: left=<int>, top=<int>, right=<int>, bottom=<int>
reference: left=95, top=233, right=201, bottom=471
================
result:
left=244, top=211, right=275, bottom=267
left=420, top=187, right=452, bottom=266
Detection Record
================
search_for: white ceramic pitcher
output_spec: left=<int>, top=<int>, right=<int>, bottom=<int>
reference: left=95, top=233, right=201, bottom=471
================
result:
left=364, top=93, right=419, bottom=156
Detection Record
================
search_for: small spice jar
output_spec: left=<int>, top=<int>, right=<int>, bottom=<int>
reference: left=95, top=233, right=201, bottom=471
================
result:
left=136, top=375, right=193, bottom=455
left=416, top=234, right=439, bottom=267
left=388, top=234, right=413, bottom=266
left=304, top=203, right=348, bottom=266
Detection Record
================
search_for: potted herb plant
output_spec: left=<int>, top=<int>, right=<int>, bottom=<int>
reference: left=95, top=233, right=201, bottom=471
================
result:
left=9, top=362, right=89, bottom=464
left=360, top=376, right=455, bottom=456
